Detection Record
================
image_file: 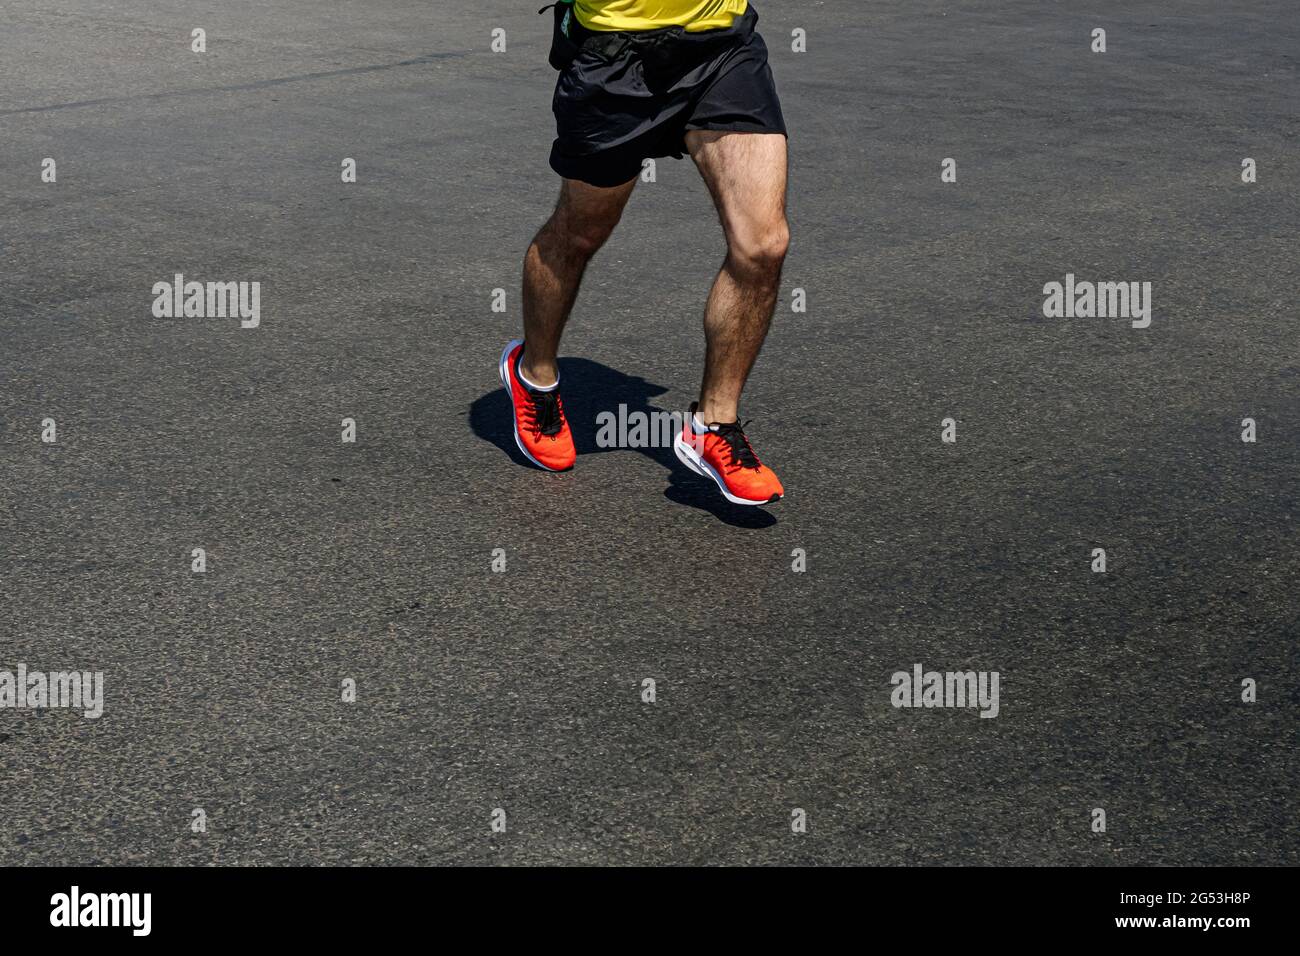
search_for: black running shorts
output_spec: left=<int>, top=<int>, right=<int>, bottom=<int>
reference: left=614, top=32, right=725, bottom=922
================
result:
left=548, top=4, right=787, bottom=188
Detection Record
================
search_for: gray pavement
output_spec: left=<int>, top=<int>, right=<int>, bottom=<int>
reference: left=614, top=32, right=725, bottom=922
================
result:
left=0, top=0, right=1296, bottom=865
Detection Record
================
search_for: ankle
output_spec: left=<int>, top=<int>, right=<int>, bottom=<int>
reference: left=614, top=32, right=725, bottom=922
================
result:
left=695, top=400, right=737, bottom=425
left=519, top=356, right=559, bottom=390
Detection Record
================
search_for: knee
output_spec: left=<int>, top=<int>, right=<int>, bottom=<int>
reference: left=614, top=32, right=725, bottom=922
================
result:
left=547, top=211, right=620, bottom=260
left=729, top=220, right=790, bottom=276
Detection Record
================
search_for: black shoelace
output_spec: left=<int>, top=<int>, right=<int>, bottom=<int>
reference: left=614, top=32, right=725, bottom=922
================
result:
left=710, top=420, right=761, bottom=470
left=528, top=389, right=564, bottom=437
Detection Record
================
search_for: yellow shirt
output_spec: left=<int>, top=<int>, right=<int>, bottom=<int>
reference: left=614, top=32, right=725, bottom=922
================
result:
left=574, top=0, right=747, bottom=33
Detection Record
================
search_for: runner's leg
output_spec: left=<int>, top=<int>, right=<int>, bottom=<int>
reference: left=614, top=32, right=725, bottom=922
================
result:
left=686, top=130, right=789, bottom=423
left=521, top=176, right=637, bottom=386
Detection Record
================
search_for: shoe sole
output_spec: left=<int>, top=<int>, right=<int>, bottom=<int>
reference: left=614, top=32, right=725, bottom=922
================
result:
left=499, top=339, right=571, bottom=472
left=674, top=434, right=782, bottom=506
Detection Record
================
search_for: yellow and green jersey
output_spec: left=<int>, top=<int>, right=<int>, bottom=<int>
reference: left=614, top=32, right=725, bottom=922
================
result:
left=573, top=0, right=748, bottom=33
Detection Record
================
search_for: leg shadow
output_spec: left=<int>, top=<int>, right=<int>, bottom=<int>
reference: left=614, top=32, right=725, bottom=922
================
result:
left=468, top=356, right=776, bottom=528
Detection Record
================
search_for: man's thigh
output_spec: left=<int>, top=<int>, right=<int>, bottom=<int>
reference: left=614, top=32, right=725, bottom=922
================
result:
left=685, top=130, right=788, bottom=244
left=550, top=176, right=637, bottom=237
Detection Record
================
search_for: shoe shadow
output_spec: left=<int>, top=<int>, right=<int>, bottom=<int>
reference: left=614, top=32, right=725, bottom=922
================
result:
left=468, top=357, right=777, bottom=528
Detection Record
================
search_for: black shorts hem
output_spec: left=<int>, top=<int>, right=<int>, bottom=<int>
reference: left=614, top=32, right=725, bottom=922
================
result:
left=548, top=144, right=644, bottom=188
left=683, top=120, right=788, bottom=137
left=549, top=122, right=786, bottom=186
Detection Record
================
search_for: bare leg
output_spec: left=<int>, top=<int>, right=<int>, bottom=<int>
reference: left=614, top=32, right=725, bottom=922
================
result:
left=685, top=130, right=790, bottom=423
left=521, top=176, right=637, bottom=386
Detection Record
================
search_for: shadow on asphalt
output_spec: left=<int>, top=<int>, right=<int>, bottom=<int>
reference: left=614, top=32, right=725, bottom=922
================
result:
left=469, top=357, right=777, bottom=528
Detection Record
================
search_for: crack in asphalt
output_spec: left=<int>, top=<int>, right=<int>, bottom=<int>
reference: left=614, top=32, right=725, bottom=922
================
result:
left=0, top=49, right=478, bottom=117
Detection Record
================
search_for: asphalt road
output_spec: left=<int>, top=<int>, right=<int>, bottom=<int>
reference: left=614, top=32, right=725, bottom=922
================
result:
left=1, top=0, right=1296, bottom=865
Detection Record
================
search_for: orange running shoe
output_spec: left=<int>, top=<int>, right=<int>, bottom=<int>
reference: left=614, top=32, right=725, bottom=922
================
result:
left=674, top=402, right=784, bottom=505
left=499, top=339, right=575, bottom=471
